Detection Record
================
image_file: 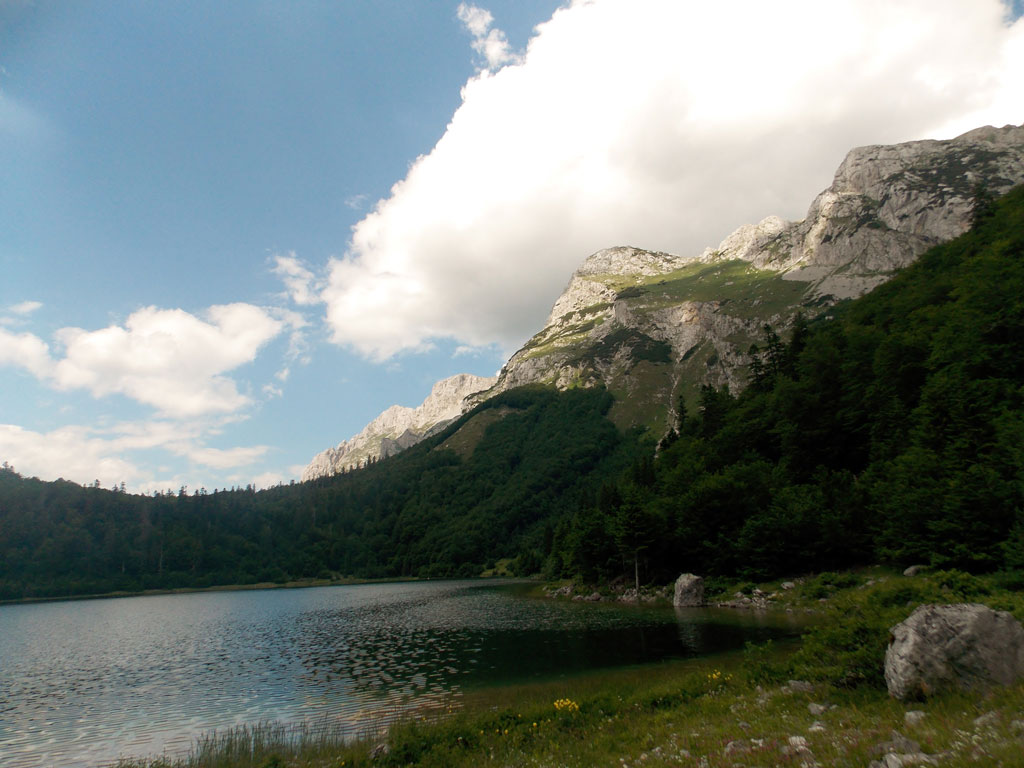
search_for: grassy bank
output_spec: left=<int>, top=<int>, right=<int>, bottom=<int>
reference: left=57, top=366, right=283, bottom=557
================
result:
left=114, top=568, right=1024, bottom=768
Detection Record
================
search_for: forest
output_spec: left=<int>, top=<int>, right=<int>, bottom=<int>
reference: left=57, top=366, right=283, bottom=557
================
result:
left=2, top=184, right=1023, bottom=601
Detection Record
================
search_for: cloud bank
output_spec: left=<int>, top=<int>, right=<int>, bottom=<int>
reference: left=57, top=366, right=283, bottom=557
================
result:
left=324, top=0, right=1024, bottom=360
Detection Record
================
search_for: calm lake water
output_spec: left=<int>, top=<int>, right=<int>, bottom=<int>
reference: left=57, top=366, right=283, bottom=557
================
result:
left=0, top=580, right=794, bottom=768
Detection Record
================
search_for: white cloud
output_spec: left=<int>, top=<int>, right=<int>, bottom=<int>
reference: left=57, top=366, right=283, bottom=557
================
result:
left=8, top=300, right=42, bottom=315
left=0, top=417, right=273, bottom=491
left=272, top=253, right=322, bottom=306
left=0, top=423, right=143, bottom=486
left=0, top=326, right=55, bottom=378
left=344, top=193, right=370, bottom=210
left=323, top=0, right=1024, bottom=360
left=0, top=303, right=286, bottom=417
left=51, top=304, right=283, bottom=417
left=457, top=3, right=518, bottom=70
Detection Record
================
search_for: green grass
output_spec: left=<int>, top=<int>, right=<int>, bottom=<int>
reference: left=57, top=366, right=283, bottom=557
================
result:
left=434, top=408, right=512, bottom=458
left=111, top=568, right=1024, bottom=768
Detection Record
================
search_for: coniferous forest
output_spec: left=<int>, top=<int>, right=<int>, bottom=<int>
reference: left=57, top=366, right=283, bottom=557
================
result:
left=2, top=185, right=1023, bottom=601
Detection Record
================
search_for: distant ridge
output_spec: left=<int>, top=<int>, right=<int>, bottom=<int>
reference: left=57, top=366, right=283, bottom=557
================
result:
left=302, top=373, right=496, bottom=480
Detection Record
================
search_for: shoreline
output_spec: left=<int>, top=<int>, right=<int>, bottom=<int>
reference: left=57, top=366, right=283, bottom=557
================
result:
left=0, top=574, right=526, bottom=607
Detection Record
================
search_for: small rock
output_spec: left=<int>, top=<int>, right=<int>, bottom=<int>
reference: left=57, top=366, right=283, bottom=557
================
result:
left=781, top=581, right=796, bottom=590
left=788, top=735, right=808, bottom=748
left=808, top=721, right=827, bottom=733
left=883, top=753, right=934, bottom=767
left=724, top=739, right=749, bottom=754
left=808, top=702, right=827, bottom=716
left=973, top=710, right=999, bottom=729
left=903, top=565, right=927, bottom=577
left=904, top=710, right=927, bottom=727
left=369, top=742, right=390, bottom=760
left=874, top=731, right=920, bottom=756
left=586, top=591, right=603, bottom=601
left=1010, top=718, right=1024, bottom=733
left=788, top=680, right=814, bottom=693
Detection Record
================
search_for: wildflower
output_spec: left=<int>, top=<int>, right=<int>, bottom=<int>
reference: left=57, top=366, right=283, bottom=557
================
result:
left=554, top=698, right=580, bottom=713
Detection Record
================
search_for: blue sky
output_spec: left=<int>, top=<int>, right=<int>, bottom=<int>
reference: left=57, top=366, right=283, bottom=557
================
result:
left=2, top=0, right=1022, bottom=492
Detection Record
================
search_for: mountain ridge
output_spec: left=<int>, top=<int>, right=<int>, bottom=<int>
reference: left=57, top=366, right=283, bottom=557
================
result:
left=302, top=372, right=496, bottom=481
left=305, top=123, right=1024, bottom=477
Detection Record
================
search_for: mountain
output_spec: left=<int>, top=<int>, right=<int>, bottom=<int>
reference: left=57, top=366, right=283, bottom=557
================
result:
left=306, top=125, right=1024, bottom=473
left=5, top=126, right=1024, bottom=599
left=302, top=373, right=496, bottom=480
left=472, top=124, right=1024, bottom=433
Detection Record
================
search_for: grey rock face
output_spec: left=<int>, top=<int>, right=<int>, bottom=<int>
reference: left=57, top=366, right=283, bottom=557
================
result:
left=884, top=603, right=1024, bottom=699
left=673, top=573, right=704, bottom=607
left=476, top=125, right=1024, bottom=432
left=302, top=373, right=496, bottom=480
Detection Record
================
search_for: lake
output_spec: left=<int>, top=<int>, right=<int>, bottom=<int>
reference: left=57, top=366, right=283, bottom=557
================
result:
left=0, top=580, right=795, bottom=767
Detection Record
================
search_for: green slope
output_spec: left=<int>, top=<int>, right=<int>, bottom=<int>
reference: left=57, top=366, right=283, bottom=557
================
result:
left=555, top=183, right=1024, bottom=584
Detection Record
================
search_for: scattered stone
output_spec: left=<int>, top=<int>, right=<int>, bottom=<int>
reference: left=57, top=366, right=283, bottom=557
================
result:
left=1010, top=719, right=1024, bottom=734
left=788, top=735, right=808, bottom=748
left=788, top=680, right=814, bottom=693
left=808, top=721, right=827, bottom=733
left=781, top=581, right=796, bottom=590
left=903, top=565, right=927, bottom=577
left=872, top=754, right=935, bottom=767
left=673, top=573, right=705, bottom=607
left=545, top=584, right=574, bottom=598
left=369, top=742, right=390, bottom=760
left=724, top=739, right=749, bottom=754
left=874, top=731, right=920, bottom=756
left=808, top=702, right=827, bottom=716
left=586, top=591, right=603, bottom=601
left=904, top=710, right=927, bottom=727
left=885, top=603, right=1024, bottom=699
left=973, top=711, right=999, bottom=729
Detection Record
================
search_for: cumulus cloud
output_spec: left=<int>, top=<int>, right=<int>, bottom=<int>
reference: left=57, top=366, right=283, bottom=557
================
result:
left=0, top=303, right=286, bottom=417
left=50, top=304, right=284, bottom=417
left=0, top=417, right=272, bottom=491
left=324, top=0, right=1024, bottom=360
left=457, top=3, right=518, bottom=70
left=0, top=327, right=54, bottom=378
left=0, top=423, right=142, bottom=486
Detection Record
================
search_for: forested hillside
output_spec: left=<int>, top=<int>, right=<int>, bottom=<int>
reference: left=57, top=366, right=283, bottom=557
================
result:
left=2, top=185, right=1023, bottom=601
left=556, top=184, right=1024, bottom=584
left=0, top=387, right=644, bottom=599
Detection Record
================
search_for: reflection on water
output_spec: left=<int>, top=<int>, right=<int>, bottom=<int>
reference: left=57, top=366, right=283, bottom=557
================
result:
left=0, top=580, right=794, bottom=767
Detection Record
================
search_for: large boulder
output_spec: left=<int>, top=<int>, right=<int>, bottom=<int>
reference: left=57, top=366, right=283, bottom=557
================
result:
left=884, top=603, right=1024, bottom=700
left=673, top=573, right=705, bottom=607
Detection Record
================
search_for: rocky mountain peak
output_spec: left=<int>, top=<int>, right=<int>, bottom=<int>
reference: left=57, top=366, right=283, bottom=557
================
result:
left=302, top=372, right=496, bottom=481
left=481, top=124, right=1024, bottom=433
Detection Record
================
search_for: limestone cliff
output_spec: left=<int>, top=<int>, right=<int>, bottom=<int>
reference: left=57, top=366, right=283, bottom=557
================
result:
left=302, top=373, right=496, bottom=480
left=470, top=124, right=1024, bottom=432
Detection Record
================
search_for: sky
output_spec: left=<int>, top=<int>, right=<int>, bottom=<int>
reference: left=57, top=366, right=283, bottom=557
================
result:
left=1, top=0, right=1022, bottom=494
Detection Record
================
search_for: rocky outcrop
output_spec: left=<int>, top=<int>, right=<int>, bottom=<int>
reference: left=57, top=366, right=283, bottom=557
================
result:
left=673, top=573, right=704, bottom=607
left=302, top=373, right=496, bottom=480
left=471, top=125, right=1024, bottom=433
left=710, top=124, right=1024, bottom=298
left=884, top=603, right=1024, bottom=700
